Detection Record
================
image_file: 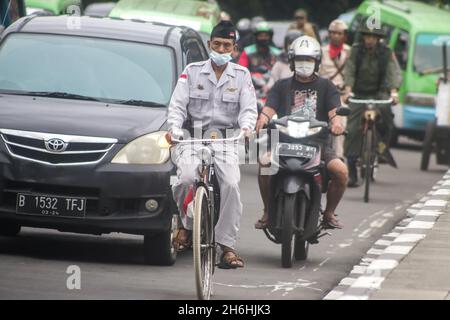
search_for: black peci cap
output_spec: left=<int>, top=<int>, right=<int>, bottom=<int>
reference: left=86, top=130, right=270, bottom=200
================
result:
left=210, top=20, right=237, bottom=41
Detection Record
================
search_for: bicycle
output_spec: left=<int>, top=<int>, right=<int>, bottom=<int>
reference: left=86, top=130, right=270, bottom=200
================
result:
left=348, top=98, right=393, bottom=203
left=172, top=130, right=245, bottom=300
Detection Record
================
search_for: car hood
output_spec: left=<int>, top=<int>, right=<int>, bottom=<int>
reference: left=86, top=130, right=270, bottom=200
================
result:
left=0, top=94, right=168, bottom=144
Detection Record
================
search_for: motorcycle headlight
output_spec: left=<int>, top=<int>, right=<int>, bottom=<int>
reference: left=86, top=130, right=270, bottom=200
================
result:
left=111, top=131, right=170, bottom=165
left=276, top=121, right=321, bottom=138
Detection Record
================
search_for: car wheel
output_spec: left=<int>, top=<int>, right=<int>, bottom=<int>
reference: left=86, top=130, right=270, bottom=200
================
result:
left=143, top=215, right=177, bottom=266
left=0, top=221, right=21, bottom=237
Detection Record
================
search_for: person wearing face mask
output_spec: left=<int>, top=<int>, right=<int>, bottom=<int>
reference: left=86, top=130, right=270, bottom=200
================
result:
left=319, top=19, right=351, bottom=159
left=254, top=36, right=349, bottom=230
left=342, top=19, right=401, bottom=188
left=166, top=20, right=258, bottom=269
left=238, top=21, right=281, bottom=74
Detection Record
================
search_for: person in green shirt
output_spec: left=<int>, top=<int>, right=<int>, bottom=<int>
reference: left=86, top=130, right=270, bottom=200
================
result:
left=342, top=20, right=401, bottom=187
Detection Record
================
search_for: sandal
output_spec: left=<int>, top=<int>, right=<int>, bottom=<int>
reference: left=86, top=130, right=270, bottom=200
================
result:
left=321, top=215, right=343, bottom=230
left=172, top=228, right=192, bottom=252
left=254, top=214, right=269, bottom=229
left=217, top=249, right=244, bottom=269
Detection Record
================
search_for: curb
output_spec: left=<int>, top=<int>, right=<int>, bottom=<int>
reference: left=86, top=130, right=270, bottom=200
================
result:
left=323, top=169, right=450, bottom=300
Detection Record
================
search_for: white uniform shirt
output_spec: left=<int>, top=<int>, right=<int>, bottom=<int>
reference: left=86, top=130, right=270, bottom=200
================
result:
left=168, top=59, right=258, bottom=132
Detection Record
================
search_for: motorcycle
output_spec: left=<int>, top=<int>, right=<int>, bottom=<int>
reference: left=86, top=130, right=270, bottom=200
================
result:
left=256, top=107, right=350, bottom=268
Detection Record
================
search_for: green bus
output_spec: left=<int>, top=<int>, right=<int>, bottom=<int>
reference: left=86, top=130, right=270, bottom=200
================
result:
left=109, top=0, right=221, bottom=46
left=25, top=0, right=81, bottom=15
left=349, top=0, right=450, bottom=141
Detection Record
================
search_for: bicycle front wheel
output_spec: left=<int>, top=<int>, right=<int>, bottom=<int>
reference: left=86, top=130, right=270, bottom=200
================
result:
left=363, top=129, right=374, bottom=203
left=193, top=185, right=214, bottom=300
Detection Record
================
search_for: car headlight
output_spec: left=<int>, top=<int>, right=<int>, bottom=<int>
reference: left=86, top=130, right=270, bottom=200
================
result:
left=111, top=131, right=170, bottom=164
left=276, top=121, right=321, bottom=138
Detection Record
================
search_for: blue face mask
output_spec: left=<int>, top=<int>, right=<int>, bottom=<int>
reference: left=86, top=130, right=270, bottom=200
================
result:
left=209, top=50, right=232, bottom=66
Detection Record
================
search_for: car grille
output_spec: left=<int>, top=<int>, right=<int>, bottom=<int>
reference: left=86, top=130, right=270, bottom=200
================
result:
left=0, top=129, right=117, bottom=165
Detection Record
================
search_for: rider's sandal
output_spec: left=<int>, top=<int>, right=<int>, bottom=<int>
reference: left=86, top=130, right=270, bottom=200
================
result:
left=172, top=228, right=192, bottom=252
left=217, top=249, right=244, bottom=269
left=254, top=216, right=269, bottom=229
left=321, top=216, right=343, bottom=230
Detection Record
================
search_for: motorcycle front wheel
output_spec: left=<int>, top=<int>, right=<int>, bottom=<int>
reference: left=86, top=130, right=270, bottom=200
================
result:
left=281, top=193, right=296, bottom=268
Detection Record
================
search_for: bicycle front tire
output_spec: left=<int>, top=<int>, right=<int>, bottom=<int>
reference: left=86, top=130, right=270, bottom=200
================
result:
left=193, top=185, right=214, bottom=300
left=363, top=129, right=374, bottom=203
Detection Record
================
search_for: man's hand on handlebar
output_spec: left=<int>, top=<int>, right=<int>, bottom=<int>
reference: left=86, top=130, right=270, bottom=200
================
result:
left=390, top=90, right=399, bottom=106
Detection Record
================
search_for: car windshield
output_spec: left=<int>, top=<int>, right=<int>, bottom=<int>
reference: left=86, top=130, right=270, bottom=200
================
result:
left=0, top=33, right=175, bottom=105
left=414, top=33, right=450, bottom=74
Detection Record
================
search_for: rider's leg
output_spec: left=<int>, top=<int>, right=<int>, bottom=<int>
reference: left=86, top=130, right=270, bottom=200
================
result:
left=172, top=144, right=201, bottom=230
left=344, top=101, right=364, bottom=187
left=323, top=156, right=348, bottom=228
left=212, top=144, right=242, bottom=251
left=256, top=151, right=272, bottom=228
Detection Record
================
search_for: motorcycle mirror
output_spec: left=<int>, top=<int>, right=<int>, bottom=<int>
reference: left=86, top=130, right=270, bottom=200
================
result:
left=336, top=107, right=351, bottom=117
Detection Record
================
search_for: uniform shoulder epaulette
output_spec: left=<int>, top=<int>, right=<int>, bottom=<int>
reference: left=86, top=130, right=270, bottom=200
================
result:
left=186, top=60, right=207, bottom=70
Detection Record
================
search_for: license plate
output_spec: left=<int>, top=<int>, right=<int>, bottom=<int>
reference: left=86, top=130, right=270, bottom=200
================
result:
left=276, top=143, right=317, bottom=159
left=16, top=193, right=87, bottom=218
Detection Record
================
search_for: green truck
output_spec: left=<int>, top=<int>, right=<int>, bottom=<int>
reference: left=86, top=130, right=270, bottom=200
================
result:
left=25, top=0, right=81, bottom=15
left=349, top=0, right=450, bottom=141
left=109, top=0, right=220, bottom=45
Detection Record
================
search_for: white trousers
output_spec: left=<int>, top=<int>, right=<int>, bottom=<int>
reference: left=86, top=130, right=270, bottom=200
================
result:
left=171, top=143, right=242, bottom=249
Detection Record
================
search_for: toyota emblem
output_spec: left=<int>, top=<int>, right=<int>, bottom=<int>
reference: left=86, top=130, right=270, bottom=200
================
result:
left=45, top=138, right=68, bottom=152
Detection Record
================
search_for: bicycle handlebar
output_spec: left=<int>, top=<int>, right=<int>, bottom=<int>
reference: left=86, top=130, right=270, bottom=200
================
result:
left=171, top=130, right=246, bottom=144
left=348, top=98, right=393, bottom=104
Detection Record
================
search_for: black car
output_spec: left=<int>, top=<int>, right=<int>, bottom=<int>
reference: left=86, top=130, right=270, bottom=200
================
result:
left=0, top=15, right=208, bottom=265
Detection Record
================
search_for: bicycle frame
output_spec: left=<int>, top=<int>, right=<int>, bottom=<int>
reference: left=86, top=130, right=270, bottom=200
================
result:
left=172, top=130, right=245, bottom=299
left=349, top=98, right=392, bottom=202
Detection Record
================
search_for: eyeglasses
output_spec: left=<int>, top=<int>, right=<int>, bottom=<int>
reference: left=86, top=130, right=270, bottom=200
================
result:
left=295, top=16, right=305, bottom=20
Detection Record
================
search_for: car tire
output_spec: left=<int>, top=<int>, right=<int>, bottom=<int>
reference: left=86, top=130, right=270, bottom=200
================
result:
left=143, top=215, right=177, bottom=266
left=0, top=221, right=21, bottom=237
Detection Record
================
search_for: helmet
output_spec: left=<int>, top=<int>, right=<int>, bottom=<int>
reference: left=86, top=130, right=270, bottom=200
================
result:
left=220, top=11, right=231, bottom=22
left=237, top=18, right=251, bottom=32
left=284, top=30, right=303, bottom=51
left=358, top=18, right=386, bottom=37
left=250, top=16, right=266, bottom=32
left=288, top=35, right=322, bottom=71
left=328, top=19, right=348, bottom=33
left=253, top=21, right=273, bottom=36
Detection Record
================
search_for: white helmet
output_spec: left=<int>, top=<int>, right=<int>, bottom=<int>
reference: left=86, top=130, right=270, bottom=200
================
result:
left=288, top=35, right=322, bottom=72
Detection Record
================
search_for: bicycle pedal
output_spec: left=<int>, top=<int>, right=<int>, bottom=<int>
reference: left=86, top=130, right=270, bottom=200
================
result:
left=317, top=231, right=332, bottom=239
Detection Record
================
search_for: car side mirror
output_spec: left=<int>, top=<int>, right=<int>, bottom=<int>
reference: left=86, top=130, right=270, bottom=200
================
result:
left=336, top=107, right=351, bottom=117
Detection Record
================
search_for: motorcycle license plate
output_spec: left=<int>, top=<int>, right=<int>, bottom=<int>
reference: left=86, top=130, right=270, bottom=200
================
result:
left=276, top=143, right=317, bottom=159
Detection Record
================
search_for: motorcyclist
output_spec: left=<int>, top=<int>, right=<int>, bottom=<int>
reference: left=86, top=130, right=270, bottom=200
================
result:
left=238, top=21, right=281, bottom=73
left=342, top=19, right=401, bottom=187
left=319, top=19, right=351, bottom=159
left=255, top=36, right=349, bottom=230
left=238, top=21, right=281, bottom=109
left=265, top=30, right=303, bottom=92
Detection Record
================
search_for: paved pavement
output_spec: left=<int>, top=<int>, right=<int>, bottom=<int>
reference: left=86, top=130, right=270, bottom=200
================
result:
left=0, top=144, right=448, bottom=300
left=324, top=169, right=450, bottom=300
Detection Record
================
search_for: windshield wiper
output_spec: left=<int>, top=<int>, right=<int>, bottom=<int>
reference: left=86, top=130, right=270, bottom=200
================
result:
left=118, top=99, right=166, bottom=107
left=23, top=91, right=104, bottom=102
left=418, top=66, right=450, bottom=76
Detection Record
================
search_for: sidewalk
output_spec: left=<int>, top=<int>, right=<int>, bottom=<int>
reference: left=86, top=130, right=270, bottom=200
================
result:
left=372, top=169, right=450, bottom=300
left=324, top=169, right=450, bottom=300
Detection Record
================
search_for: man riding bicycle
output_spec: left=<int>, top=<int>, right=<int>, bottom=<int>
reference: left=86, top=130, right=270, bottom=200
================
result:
left=255, top=35, right=349, bottom=230
left=166, top=21, right=257, bottom=269
left=342, top=19, right=401, bottom=187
